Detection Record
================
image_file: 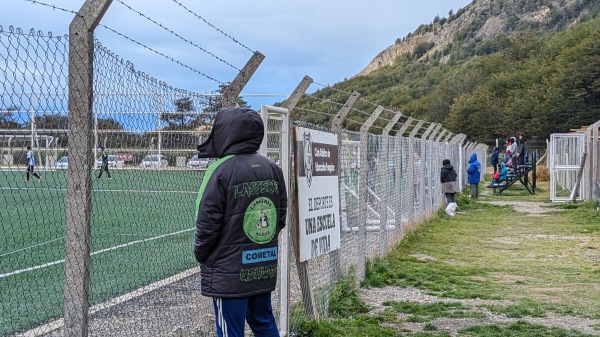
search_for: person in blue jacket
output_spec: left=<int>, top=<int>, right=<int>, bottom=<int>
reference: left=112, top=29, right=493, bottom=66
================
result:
left=194, top=106, right=287, bottom=337
left=490, top=146, right=499, bottom=174
left=499, top=161, right=509, bottom=183
left=467, top=152, right=481, bottom=199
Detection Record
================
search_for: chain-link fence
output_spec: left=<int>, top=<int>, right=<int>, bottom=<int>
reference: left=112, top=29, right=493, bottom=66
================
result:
left=548, top=120, right=600, bottom=202
left=1, top=25, right=487, bottom=337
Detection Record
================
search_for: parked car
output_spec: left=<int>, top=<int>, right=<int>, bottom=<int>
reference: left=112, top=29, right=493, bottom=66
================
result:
left=96, top=155, right=118, bottom=168
left=186, top=154, right=212, bottom=169
left=56, top=156, right=69, bottom=170
left=139, top=154, right=168, bottom=169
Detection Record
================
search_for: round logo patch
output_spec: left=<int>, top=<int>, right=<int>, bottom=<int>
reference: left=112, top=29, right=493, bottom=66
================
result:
left=243, top=197, right=278, bottom=244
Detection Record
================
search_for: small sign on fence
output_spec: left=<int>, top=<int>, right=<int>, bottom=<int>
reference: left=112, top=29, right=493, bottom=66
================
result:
left=294, top=126, right=341, bottom=262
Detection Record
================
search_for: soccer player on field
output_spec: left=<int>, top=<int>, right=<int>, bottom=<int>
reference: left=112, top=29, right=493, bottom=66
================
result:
left=25, top=145, right=41, bottom=182
left=96, top=147, right=112, bottom=180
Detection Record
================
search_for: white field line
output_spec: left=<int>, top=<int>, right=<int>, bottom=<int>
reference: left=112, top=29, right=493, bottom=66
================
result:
left=15, top=267, right=199, bottom=337
left=0, top=237, right=65, bottom=258
left=0, top=228, right=194, bottom=279
left=0, top=186, right=196, bottom=194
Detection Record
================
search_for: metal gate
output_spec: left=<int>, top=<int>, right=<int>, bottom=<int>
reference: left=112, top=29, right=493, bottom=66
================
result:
left=549, top=133, right=585, bottom=202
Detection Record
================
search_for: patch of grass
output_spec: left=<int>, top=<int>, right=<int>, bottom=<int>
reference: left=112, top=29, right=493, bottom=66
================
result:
left=459, top=321, right=596, bottom=337
left=364, top=254, right=498, bottom=300
left=455, top=192, right=486, bottom=211
left=364, top=220, right=505, bottom=300
left=590, top=323, right=600, bottom=331
left=384, top=301, right=484, bottom=322
left=483, top=300, right=554, bottom=318
left=424, top=322, right=438, bottom=331
left=553, top=201, right=600, bottom=234
left=377, top=307, right=400, bottom=323
left=484, top=299, right=593, bottom=320
left=293, top=316, right=398, bottom=337
left=328, top=278, right=369, bottom=318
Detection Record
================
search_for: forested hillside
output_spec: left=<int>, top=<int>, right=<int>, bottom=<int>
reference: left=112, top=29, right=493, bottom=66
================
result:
left=292, top=0, right=600, bottom=145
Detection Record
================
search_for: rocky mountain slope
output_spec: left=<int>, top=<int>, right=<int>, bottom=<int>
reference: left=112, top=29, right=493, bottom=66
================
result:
left=357, top=0, right=596, bottom=77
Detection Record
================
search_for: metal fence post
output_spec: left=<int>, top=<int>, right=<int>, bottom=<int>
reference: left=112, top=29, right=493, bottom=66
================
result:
left=380, top=112, right=402, bottom=255
left=222, top=51, right=265, bottom=107
left=407, top=120, right=423, bottom=226
left=357, top=106, right=383, bottom=280
left=395, top=117, right=413, bottom=233
left=279, top=76, right=312, bottom=329
left=331, top=91, right=359, bottom=281
left=592, top=122, right=600, bottom=199
left=331, top=91, right=360, bottom=131
left=65, top=1, right=113, bottom=336
left=427, top=125, right=441, bottom=210
left=435, top=129, right=447, bottom=143
left=452, top=134, right=467, bottom=188
left=419, top=123, right=436, bottom=219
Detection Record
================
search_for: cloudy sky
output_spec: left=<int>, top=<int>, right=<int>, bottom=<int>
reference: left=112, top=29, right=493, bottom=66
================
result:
left=2, top=0, right=472, bottom=109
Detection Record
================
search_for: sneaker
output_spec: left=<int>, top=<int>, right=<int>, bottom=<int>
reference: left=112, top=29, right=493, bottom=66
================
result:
left=108, top=177, right=112, bottom=180
left=38, top=177, right=42, bottom=182
left=25, top=179, right=29, bottom=182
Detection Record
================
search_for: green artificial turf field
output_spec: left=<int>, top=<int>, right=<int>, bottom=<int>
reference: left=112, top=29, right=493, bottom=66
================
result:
left=0, top=168, right=204, bottom=335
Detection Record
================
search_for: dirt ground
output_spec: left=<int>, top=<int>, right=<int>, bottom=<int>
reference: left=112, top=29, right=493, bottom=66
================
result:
left=479, top=200, right=553, bottom=216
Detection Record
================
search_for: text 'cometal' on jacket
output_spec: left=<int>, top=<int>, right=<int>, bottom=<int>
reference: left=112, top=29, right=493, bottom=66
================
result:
left=466, top=153, right=481, bottom=184
left=194, top=107, right=288, bottom=298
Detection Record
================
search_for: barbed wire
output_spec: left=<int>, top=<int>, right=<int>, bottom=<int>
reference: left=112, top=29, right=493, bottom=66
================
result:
left=113, top=0, right=241, bottom=71
left=303, top=94, right=344, bottom=108
left=293, top=107, right=335, bottom=118
left=23, top=0, right=75, bottom=15
left=21, top=0, right=225, bottom=85
left=0, top=25, right=63, bottom=39
left=313, top=81, right=352, bottom=96
left=98, top=24, right=224, bottom=85
left=169, top=0, right=254, bottom=53
left=312, top=78, right=445, bottom=134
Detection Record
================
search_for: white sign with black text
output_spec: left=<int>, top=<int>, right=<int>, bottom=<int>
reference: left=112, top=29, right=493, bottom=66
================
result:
left=295, top=126, right=340, bottom=262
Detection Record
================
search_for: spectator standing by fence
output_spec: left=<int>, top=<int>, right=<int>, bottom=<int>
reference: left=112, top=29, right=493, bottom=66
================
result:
left=467, top=152, right=481, bottom=199
left=509, top=136, right=518, bottom=171
left=515, top=133, right=527, bottom=166
left=490, top=146, right=499, bottom=173
left=194, top=107, right=287, bottom=337
left=441, top=159, right=460, bottom=216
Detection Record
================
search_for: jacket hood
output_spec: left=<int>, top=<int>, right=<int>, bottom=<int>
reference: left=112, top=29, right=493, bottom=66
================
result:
left=501, top=162, right=506, bottom=168
left=469, top=153, right=478, bottom=163
left=197, top=107, right=264, bottom=158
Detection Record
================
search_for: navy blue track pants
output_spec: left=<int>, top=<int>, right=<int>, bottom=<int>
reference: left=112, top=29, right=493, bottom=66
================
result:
left=212, top=292, right=279, bottom=337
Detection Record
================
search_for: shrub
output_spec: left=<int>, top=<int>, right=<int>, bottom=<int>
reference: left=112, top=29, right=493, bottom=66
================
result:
left=536, top=166, right=549, bottom=181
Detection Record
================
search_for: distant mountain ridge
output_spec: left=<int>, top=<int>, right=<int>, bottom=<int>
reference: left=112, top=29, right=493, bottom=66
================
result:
left=358, top=0, right=596, bottom=77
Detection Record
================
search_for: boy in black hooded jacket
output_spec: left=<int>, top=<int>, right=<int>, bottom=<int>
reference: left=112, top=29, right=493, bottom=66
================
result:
left=194, top=106, right=287, bottom=337
left=441, top=159, right=460, bottom=216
